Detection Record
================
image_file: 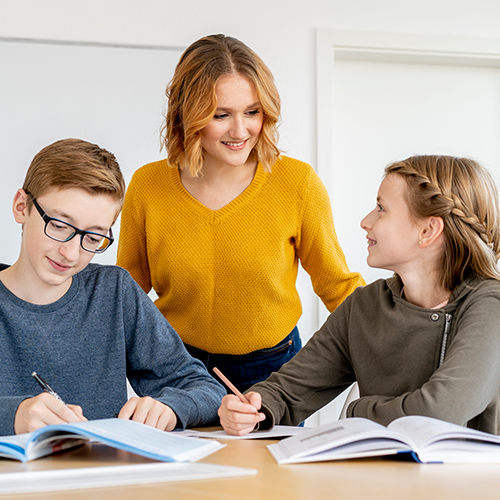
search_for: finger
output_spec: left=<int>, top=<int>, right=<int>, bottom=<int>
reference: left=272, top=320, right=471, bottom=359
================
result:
left=218, top=400, right=265, bottom=435
left=120, top=398, right=175, bottom=430
left=156, top=408, right=177, bottom=432
left=118, top=397, right=139, bottom=420
left=223, top=395, right=259, bottom=414
left=139, top=400, right=175, bottom=430
left=246, top=392, right=262, bottom=411
left=220, top=407, right=262, bottom=427
left=143, top=403, right=163, bottom=428
left=221, top=415, right=263, bottom=436
left=129, top=397, right=156, bottom=424
left=49, top=405, right=84, bottom=424
left=36, top=394, right=83, bottom=424
left=15, top=395, right=82, bottom=434
left=67, top=404, right=87, bottom=421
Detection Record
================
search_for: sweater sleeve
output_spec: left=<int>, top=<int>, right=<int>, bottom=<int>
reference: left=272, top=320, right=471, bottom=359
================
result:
left=0, top=396, right=32, bottom=436
left=249, top=300, right=356, bottom=426
left=295, top=168, right=365, bottom=312
left=347, top=288, right=500, bottom=428
left=116, top=171, right=152, bottom=294
left=120, top=273, right=226, bottom=428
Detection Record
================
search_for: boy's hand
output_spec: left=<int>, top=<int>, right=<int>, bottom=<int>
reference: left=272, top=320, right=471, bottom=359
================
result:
left=118, top=397, right=177, bottom=431
left=218, top=392, right=266, bottom=436
left=14, top=393, right=87, bottom=434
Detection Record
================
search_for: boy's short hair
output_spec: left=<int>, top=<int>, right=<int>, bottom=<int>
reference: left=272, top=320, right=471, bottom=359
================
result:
left=23, top=138, right=125, bottom=219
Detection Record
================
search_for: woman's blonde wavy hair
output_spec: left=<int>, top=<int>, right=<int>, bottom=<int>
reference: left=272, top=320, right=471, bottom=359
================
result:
left=385, top=155, right=500, bottom=290
left=161, top=34, right=281, bottom=176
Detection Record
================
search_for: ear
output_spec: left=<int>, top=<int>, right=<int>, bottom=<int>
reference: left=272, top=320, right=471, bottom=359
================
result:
left=12, top=189, right=29, bottom=224
left=419, top=216, right=444, bottom=248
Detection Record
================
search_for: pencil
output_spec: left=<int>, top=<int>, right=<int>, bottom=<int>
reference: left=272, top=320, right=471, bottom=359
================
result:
left=213, top=367, right=261, bottom=431
left=213, top=367, right=251, bottom=405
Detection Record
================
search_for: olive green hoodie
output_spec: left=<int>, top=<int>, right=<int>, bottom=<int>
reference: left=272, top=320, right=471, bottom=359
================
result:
left=252, top=276, right=500, bottom=434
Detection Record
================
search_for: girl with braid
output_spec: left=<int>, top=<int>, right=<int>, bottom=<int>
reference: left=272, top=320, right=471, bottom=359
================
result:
left=219, top=155, right=500, bottom=436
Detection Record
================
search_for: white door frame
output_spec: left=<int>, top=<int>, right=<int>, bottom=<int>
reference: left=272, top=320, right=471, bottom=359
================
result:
left=312, top=28, right=500, bottom=426
left=315, top=28, right=500, bottom=191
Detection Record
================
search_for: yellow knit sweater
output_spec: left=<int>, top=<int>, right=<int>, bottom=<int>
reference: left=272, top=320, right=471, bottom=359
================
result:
left=117, top=156, right=364, bottom=354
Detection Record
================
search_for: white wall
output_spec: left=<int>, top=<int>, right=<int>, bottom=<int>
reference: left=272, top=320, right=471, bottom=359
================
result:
left=330, top=47, right=500, bottom=287
left=1, top=0, right=500, bottom=344
left=3, top=0, right=500, bottom=170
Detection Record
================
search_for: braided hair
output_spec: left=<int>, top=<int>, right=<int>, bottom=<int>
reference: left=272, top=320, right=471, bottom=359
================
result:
left=385, top=155, right=500, bottom=290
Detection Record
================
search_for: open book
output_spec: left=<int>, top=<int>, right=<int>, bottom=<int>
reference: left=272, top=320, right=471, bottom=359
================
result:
left=0, top=419, right=223, bottom=463
left=268, top=415, right=500, bottom=464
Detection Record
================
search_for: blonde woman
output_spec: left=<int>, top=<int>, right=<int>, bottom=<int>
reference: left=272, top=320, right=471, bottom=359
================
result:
left=117, top=35, right=364, bottom=392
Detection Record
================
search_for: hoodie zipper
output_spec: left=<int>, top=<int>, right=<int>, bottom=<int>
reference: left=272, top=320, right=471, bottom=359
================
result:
left=438, top=314, right=453, bottom=367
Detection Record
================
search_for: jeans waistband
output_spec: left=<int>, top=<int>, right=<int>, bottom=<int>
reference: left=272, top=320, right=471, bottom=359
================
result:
left=184, top=326, right=300, bottom=361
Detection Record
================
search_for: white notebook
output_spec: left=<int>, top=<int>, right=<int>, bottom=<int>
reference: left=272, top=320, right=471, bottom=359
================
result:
left=0, top=462, right=257, bottom=494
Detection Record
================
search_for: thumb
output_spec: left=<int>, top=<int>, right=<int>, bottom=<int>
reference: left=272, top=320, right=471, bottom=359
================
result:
left=246, top=391, right=262, bottom=410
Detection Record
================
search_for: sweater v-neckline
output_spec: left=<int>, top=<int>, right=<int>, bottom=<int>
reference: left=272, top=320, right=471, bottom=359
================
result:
left=170, top=163, right=267, bottom=222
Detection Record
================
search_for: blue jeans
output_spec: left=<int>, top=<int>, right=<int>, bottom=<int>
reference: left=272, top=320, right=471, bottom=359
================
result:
left=184, top=327, right=302, bottom=394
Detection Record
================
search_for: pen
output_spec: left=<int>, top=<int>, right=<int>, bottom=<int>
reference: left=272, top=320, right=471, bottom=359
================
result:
left=32, top=371, right=66, bottom=405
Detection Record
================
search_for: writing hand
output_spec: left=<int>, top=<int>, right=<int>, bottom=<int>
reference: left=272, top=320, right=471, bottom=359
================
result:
left=117, top=396, right=177, bottom=431
left=218, top=391, right=266, bottom=436
left=14, top=393, right=87, bottom=434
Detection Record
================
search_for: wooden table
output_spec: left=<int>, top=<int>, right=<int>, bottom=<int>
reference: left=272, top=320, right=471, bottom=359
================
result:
left=1, top=436, right=500, bottom=499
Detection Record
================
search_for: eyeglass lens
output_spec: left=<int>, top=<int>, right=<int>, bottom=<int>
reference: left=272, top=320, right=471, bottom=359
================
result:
left=45, top=220, right=111, bottom=252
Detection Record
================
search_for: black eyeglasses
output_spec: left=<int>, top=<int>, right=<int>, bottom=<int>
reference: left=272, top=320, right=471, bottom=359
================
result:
left=29, top=195, right=114, bottom=253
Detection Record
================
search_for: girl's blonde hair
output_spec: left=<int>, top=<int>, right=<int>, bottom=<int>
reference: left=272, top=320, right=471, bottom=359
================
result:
left=385, top=155, right=500, bottom=290
left=161, top=34, right=281, bottom=176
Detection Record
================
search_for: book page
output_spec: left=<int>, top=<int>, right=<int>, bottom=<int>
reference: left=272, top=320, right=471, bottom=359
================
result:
left=268, top=438, right=409, bottom=464
left=388, top=415, right=500, bottom=450
left=417, top=440, right=500, bottom=464
left=0, top=433, right=37, bottom=461
left=26, top=419, right=223, bottom=463
left=267, top=418, right=411, bottom=463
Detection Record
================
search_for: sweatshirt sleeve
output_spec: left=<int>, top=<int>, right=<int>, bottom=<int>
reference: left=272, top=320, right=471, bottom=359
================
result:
left=295, top=167, right=365, bottom=312
left=120, top=273, right=226, bottom=428
left=347, top=287, right=500, bottom=428
left=0, top=396, right=31, bottom=436
left=249, top=299, right=356, bottom=426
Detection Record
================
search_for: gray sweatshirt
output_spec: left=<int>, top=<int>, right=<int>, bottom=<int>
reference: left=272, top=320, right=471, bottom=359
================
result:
left=252, top=276, right=500, bottom=434
left=0, top=263, right=225, bottom=436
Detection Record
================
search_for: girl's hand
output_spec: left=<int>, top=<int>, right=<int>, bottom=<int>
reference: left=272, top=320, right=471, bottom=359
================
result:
left=218, top=392, right=266, bottom=436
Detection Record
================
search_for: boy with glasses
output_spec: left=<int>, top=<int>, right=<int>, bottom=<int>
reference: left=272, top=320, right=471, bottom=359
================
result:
left=0, top=138, right=225, bottom=436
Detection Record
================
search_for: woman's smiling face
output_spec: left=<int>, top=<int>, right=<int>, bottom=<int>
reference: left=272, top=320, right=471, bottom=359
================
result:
left=200, top=73, right=264, bottom=170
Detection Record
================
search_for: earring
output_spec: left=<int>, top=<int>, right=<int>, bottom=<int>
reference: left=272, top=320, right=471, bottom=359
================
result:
left=419, top=241, right=422, bottom=246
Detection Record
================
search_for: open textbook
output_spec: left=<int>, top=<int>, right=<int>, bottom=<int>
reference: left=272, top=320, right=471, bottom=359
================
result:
left=0, top=419, right=223, bottom=463
left=268, top=415, right=500, bottom=464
